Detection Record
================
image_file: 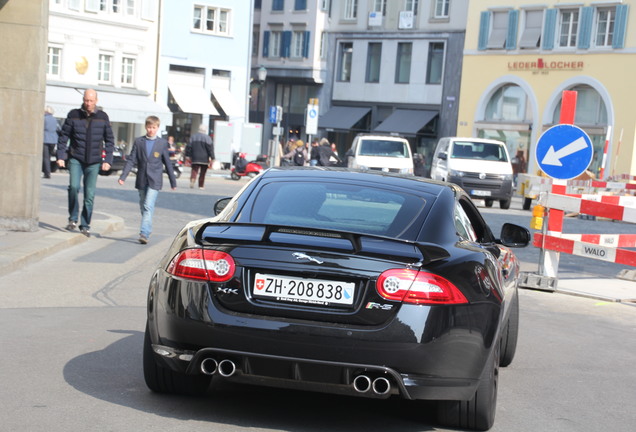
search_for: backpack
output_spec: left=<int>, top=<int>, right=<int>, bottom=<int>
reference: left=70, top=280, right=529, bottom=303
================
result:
left=293, top=148, right=305, bottom=166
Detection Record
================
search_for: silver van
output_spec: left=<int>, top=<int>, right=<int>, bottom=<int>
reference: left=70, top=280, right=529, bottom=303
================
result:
left=430, top=137, right=514, bottom=209
left=346, top=134, right=413, bottom=174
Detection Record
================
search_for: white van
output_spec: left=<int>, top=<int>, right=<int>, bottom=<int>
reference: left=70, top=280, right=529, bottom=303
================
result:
left=346, top=134, right=414, bottom=174
left=430, top=137, right=514, bottom=209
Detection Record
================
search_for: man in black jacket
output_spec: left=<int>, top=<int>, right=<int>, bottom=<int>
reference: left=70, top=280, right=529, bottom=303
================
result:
left=56, top=88, right=114, bottom=237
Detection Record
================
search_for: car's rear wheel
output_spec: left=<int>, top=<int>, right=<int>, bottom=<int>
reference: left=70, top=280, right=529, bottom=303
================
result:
left=499, top=199, right=511, bottom=209
left=143, top=324, right=211, bottom=396
left=437, top=343, right=499, bottom=431
left=500, top=290, right=520, bottom=367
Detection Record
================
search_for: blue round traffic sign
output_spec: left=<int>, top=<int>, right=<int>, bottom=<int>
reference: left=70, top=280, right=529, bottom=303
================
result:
left=535, top=124, right=593, bottom=179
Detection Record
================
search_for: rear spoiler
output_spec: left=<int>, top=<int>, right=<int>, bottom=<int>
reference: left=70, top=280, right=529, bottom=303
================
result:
left=199, top=223, right=450, bottom=265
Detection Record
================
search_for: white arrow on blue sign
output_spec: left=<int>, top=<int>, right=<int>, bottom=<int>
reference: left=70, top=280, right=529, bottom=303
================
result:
left=535, top=124, right=594, bottom=180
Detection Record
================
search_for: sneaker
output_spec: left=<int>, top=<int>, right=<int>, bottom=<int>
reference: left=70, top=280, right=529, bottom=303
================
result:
left=80, top=227, right=90, bottom=238
left=139, top=235, right=148, bottom=244
left=66, top=221, right=77, bottom=231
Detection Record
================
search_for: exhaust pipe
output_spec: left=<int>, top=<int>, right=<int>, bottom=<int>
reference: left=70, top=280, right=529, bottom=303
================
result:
left=200, top=358, right=218, bottom=376
left=372, top=377, right=391, bottom=395
left=201, top=358, right=219, bottom=375
left=353, top=375, right=372, bottom=393
left=218, top=359, right=237, bottom=377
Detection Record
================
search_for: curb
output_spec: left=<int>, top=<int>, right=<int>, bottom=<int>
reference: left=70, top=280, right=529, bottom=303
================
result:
left=0, top=213, right=124, bottom=278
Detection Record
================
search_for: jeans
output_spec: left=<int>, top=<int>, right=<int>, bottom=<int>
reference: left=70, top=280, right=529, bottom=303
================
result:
left=190, top=163, right=209, bottom=187
left=138, top=186, right=159, bottom=238
left=68, top=158, right=100, bottom=229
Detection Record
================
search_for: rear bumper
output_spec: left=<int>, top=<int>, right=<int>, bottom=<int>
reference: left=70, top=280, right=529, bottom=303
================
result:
left=147, top=275, right=501, bottom=401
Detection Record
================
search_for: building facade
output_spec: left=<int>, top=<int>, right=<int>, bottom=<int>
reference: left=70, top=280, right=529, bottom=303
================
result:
left=457, top=0, right=634, bottom=178
left=157, top=0, right=253, bottom=150
left=46, top=0, right=171, bottom=150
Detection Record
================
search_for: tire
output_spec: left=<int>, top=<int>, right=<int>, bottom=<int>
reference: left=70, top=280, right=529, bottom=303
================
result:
left=143, top=324, right=211, bottom=396
left=499, top=199, right=511, bottom=209
left=522, top=197, right=532, bottom=210
left=173, top=169, right=181, bottom=179
left=484, top=199, right=494, bottom=208
left=230, top=171, right=240, bottom=180
left=500, top=290, right=520, bottom=367
left=437, top=343, right=500, bottom=431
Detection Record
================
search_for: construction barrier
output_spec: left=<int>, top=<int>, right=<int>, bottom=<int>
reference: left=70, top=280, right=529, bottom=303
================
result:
left=519, top=182, right=636, bottom=291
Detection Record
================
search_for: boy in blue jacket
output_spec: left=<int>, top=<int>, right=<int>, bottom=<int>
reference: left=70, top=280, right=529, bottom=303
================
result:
left=118, top=116, right=177, bottom=244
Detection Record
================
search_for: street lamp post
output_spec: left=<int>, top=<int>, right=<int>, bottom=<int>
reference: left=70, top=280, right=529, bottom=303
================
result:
left=257, top=65, right=267, bottom=158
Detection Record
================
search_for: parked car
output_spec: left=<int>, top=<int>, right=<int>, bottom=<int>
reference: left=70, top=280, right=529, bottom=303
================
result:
left=346, top=134, right=414, bottom=174
left=430, top=137, right=514, bottom=209
left=143, top=168, right=529, bottom=431
left=98, top=145, right=126, bottom=176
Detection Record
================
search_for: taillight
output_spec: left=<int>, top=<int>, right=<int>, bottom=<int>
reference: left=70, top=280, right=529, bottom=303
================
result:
left=376, top=269, right=468, bottom=305
left=167, top=249, right=235, bottom=282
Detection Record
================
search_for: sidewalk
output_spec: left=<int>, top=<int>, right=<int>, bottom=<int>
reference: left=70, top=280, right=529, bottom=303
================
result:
left=1, top=203, right=634, bottom=304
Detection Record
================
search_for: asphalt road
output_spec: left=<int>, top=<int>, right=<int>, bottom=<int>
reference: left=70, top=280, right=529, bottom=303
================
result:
left=0, top=170, right=634, bottom=432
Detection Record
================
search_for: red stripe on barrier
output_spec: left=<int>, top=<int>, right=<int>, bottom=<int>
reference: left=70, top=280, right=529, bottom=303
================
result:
left=534, top=233, right=636, bottom=267
left=580, top=234, right=600, bottom=244
left=579, top=200, right=625, bottom=220
left=616, top=249, right=636, bottom=267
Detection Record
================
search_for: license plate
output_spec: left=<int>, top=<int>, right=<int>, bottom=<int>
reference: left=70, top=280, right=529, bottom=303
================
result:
left=471, top=190, right=491, bottom=197
left=254, top=273, right=355, bottom=306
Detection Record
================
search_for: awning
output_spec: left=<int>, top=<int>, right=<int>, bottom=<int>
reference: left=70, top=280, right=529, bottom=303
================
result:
left=211, top=87, right=238, bottom=117
left=319, top=106, right=370, bottom=131
left=373, top=109, right=438, bottom=136
left=169, top=84, right=219, bottom=116
left=45, top=85, right=173, bottom=126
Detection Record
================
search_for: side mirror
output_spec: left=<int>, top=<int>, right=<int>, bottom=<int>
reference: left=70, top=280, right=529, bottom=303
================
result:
left=498, top=223, right=530, bottom=247
left=213, top=197, right=232, bottom=216
left=438, top=152, right=447, bottom=160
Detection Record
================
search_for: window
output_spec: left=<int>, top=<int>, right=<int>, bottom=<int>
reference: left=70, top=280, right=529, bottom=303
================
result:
left=112, top=0, right=120, bottom=13
left=68, top=0, right=80, bottom=11
left=405, top=0, right=418, bottom=15
left=454, top=203, right=477, bottom=242
left=98, top=54, right=113, bottom=83
left=126, top=0, right=135, bottom=15
left=193, top=5, right=231, bottom=35
left=365, top=43, right=382, bottom=83
left=272, top=0, right=284, bottom=11
left=47, top=46, right=61, bottom=77
left=485, top=84, right=529, bottom=122
left=558, top=8, right=579, bottom=48
left=487, top=11, right=509, bottom=49
left=372, top=0, right=386, bottom=16
left=121, top=57, right=135, bottom=86
left=395, top=42, right=412, bottom=84
left=519, top=9, right=543, bottom=49
left=294, top=0, right=307, bottom=11
left=270, top=31, right=282, bottom=57
left=320, top=32, right=327, bottom=59
left=344, top=0, right=357, bottom=19
left=337, top=42, right=353, bottom=82
left=595, top=7, right=615, bottom=47
left=321, top=0, right=329, bottom=11
left=426, top=42, right=444, bottom=84
left=291, top=31, right=305, bottom=58
left=252, top=30, right=260, bottom=57
left=434, top=0, right=449, bottom=18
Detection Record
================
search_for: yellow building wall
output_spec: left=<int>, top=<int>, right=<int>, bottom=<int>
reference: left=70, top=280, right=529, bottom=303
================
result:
left=458, top=0, right=636, bottom=177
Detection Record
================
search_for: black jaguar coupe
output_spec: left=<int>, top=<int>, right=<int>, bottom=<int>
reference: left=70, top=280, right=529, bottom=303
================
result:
left=143, top=168, right=529, bottom=431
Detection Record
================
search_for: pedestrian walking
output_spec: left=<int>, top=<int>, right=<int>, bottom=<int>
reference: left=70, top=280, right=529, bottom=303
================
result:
left=42, top=106, right=58, bottom=179
left=118, top=116, right=177, bottom=244
left=185, top=124, right=214, bottom=189
left=56, top=88, right=115, bottom=237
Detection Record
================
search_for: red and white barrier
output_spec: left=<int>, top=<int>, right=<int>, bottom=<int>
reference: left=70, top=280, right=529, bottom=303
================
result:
left=544, top=193, right=636, bottom=223
left=533, top=233, right=636, bottom=267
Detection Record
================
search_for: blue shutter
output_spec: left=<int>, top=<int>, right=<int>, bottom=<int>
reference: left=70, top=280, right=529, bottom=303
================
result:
left=578, top=7, right=593, bottom=49
left=272, top=0, right=284, bottom=11
left=303, top=31, right=311, bottom=58
left=542, top=8, right=557, bottom=50
left=282, top=31, right=292, bottom=58
left=295, top=0, right=307, bottom=10
left=506, top=10, right=519, bottom=50
left=478, top=11, right=490, bottom=50
left=613, top=4, right=629, bottom=49
left=263, top=31, right=270, bottom=57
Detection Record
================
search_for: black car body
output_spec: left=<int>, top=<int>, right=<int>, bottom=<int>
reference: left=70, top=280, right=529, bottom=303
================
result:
left=143, top=168, right=529, bottom=430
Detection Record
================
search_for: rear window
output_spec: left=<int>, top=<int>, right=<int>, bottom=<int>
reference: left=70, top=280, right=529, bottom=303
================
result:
left=359, top=140, right=410, bottom=157
left=250, top=182, right=425, bottom=237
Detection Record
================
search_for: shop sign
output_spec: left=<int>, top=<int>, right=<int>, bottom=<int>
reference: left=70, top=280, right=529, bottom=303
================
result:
left=508, top=58, right=584, bottom=74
